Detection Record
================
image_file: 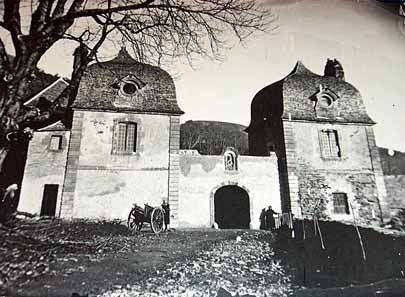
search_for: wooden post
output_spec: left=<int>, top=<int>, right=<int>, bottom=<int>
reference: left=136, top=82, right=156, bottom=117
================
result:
left=350, top=203, right=367, bottom=261
left=315, top=217, right=325, bottom=250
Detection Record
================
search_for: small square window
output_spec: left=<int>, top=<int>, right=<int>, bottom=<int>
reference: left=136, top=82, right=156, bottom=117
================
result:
left=319, top=129, right=341, bottom=158
left=333, top=192, right=349, bottom=214
left=50, top=135, right=62, bottom=151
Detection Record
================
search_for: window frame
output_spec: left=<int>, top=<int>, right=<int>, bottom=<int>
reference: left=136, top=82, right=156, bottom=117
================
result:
left=319, top=129, right=341, bottom=159
left=112, top=121, right=138, bottom=155
left=49, top=135, right=62, bottom=151
left=332, top=192, right=350, bottom=215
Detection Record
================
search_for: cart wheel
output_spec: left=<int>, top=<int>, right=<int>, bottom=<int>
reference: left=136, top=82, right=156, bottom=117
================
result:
left=127, top=209, right=143, bottom=231
left=150, top=208, right=164, bottom=234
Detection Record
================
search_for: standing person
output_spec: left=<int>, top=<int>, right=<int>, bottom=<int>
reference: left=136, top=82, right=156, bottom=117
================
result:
left=162, top=200, right=170, bottom=231
left=265, top=205, right=278, bottom=231
left=259, top=208, right=266, bottom=230
left=0, top=184, right=18, bottom=224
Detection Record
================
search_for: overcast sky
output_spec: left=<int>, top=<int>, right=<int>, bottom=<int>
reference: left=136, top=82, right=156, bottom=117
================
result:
left=171, top=0, right=405, bottom=151
left=6, top=0, right=405, bottom=151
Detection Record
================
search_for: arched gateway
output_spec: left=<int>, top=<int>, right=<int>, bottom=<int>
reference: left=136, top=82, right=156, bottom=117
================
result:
left=214, top=185, right=250, bottom=229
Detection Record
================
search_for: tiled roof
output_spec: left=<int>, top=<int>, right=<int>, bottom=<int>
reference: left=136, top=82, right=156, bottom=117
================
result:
left=24, top=78, right=69, bottom=107
left=38, top=120, right=68, bottom=131
left=73, top=48, right=184, bottom=115
left=23, top=78, right=71, bottom=131
left=282, top=61, right=375, bottom=124
left=247, top=60, right=375, bottom=133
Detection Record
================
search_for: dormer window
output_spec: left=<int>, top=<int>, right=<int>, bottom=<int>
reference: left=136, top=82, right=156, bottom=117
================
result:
left=122, top=82, right=138, bottom=95
left=310, top=85, right=340, bottom=109
left=112, top=74, right=146, bottom=97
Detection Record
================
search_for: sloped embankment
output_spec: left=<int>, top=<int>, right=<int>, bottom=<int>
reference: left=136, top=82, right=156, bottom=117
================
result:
left=273, top=220, right=405, bottom=295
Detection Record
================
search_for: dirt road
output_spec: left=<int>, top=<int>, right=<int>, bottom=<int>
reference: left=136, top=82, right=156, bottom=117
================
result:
left=97, top=231, right=292, bottom=297
left=2, top=220, right=292, bottom=297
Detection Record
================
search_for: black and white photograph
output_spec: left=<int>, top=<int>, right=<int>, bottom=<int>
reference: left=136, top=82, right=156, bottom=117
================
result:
left=0, top=0, right=405, bottom=296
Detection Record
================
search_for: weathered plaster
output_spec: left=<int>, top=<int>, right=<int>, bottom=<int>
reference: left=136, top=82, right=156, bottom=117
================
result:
left=60, top=110, right=171, bottom=220
left=178, top=150, right=280, bottom=229
left=288, top=120, right=385, bottom=224
left=18, top=130, right=70, bottom=216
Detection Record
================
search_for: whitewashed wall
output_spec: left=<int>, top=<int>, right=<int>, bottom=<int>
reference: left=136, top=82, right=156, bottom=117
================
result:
left=178, top=150, right=280, bottom=229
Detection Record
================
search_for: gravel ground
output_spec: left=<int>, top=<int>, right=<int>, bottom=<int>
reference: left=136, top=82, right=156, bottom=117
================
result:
left=98, top=231, right=293, bottom=297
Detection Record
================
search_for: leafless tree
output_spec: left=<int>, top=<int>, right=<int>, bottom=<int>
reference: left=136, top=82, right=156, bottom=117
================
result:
left=181, top=130, right=201, bottom=150
left=0, top=0, right=274, bottom=178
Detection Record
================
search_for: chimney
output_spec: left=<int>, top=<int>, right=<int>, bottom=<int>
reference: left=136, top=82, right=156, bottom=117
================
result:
left=324, top=59, right=345, bottom=81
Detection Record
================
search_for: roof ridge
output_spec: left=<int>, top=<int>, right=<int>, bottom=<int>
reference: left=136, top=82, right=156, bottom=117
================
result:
left=288, top=60, right=319, bottom=77
left=24, top=77, right=69, bottom=106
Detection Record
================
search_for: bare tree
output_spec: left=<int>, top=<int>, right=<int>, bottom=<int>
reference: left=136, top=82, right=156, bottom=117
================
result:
left=181, top=129, right=201, bottom=150
left=0, top=0, right=273, bottom=177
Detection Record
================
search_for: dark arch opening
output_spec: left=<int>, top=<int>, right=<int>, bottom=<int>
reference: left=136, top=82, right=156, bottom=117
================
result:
left=214, top=185, right=250, bottom=229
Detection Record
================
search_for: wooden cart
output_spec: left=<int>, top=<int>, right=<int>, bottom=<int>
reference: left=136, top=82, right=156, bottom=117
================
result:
left=127, top=203, right=165, bottom=234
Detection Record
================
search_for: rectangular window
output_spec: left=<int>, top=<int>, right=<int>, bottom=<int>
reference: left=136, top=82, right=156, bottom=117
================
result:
left=319, top=129, right=341, bottom=158
left=113, top=122, right=137, bottom=153
left=50, top=135, right=62, bottom=151
left=333, top=192, right=349, bottom=214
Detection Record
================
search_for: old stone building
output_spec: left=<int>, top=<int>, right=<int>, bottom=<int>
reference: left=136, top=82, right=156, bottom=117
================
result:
left=19, top=48, right=184, bottom=225
left=18, top=49, right=280, bottom=229
left=246, top=59, right=388, bottom=224
left=19, top=53, right=388, bottom=227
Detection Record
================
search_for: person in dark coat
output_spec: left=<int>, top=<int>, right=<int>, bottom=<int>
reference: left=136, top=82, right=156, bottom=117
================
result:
left=265, top=205, right=278, bottom=230
left=162, top=200, right=170, bottom=231
left=0, top=184, right=18, bottom=224
left=259, top=208, right=266, bottom=230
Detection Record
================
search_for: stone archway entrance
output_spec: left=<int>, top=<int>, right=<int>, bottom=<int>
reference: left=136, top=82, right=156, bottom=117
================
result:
left=214, top=185, right=250, bottom=229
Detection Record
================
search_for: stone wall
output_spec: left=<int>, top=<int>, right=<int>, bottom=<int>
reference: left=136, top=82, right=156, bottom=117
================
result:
left=60, top=110, right=172, bottom=220
left=285, top=120, right=385, bottom=224
left=19, top=130, right=70, bottom=215
left=168, top=116, right=180, bottom=227
left=384, top=175, right=405, bottom=215
left=178, top=150, right=280, bottom=229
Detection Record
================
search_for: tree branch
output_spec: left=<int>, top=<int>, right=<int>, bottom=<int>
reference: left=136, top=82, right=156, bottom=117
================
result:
left=52, top=0, right=69, bottom=18
left=3, top=0, right=22, bottom=35
left=62, top=0, right=156, bottom=20
left=19, top=15, right=115, bottom=128
left=30, top=0, right=55, bottom=34
left=0, top=37, right=10, bottom=70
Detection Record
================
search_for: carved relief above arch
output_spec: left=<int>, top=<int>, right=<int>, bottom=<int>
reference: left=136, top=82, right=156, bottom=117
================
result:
left=223, top=147, right=239, bottom=171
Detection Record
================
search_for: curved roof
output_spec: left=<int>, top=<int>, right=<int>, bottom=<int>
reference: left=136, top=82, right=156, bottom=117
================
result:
left=282, top=61, right=374, bottom=124
left=73, top=48, right=183, bottom=115
left=247, top=60, right=374, bottom=132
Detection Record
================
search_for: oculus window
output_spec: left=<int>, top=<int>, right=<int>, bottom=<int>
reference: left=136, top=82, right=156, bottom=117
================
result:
left=112, top=74, right=146, bottom=97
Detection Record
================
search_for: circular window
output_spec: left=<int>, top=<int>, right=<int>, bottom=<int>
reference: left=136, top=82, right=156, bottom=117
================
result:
left=316, top=91, right=337, bottom=108
left=122, top=82, right=138, bottom=95
left=319, top=95, right=333, bottom=107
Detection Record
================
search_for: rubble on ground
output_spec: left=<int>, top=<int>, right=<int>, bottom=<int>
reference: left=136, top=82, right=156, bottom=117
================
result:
left=0, top=218, right=131, bottom=290
left=98, top=232, right=292, bottom=297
